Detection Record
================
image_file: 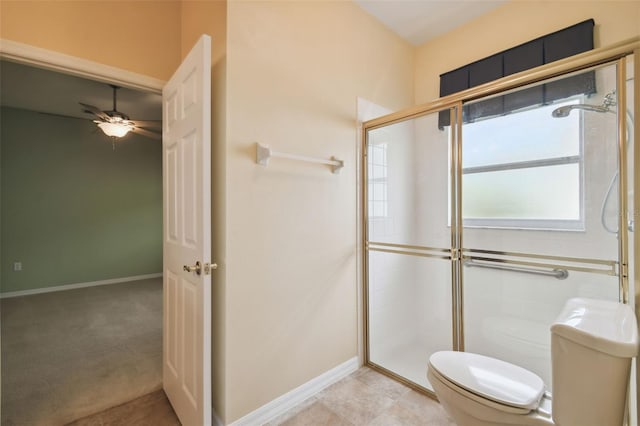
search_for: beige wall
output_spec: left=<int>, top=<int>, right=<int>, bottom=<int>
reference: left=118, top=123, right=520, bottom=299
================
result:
left=0, top=0, right=182, bottom=81
left=224, top=0, right=413, bottom=421
left=415, top=1, right=640, bottom=104
left=181, top=0, right=227, bottom=66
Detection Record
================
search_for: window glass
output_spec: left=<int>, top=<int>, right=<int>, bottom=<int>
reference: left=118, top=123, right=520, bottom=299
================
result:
left=463, top=164, right=580, bottom=220
left=459, top=99, right=583, bottom=230
left=463, top=100, right=580, bottom=168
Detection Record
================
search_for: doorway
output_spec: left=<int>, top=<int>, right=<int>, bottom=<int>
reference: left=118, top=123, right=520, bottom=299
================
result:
left=0, top=59, right=164, bottom=424
left=1, top=34, right=214, bottom=426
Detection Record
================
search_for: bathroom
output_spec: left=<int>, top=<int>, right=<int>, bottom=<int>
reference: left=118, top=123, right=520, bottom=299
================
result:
left=1, top=1, right=639, bottom=425
left=364, top=23, right=638, bottom=425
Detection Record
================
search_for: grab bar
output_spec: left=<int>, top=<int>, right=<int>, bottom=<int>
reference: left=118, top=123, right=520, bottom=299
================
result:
left=464, top=259, right=569, bottom=280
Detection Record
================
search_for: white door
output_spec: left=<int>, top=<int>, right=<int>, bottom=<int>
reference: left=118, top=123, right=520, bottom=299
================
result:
left=162, top=34, right=212, bottom=426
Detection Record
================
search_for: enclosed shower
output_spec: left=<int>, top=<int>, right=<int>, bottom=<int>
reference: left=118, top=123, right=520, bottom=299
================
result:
left=363, top=50, right=637, bottom=397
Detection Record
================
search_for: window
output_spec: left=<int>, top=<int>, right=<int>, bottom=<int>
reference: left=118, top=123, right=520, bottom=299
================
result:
left=368, top=140, right=388, bottom=219
left=458, top=99, right=583, bottom=230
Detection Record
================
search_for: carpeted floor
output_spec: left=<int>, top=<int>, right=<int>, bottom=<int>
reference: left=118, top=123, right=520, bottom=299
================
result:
left=66, top=390, right=180, bottom=426
left=1, top=278, right=163, bottom=426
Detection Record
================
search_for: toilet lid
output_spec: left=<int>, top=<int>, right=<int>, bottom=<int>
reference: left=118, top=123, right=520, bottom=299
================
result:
left=429, top=351, right=545, bottom=410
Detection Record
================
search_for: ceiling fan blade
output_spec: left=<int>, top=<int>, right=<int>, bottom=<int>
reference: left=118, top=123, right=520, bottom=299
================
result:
left=131, top=127, right=162, bottom=140
left=79, top=102, right=111, bottom=121
left=129, top=120, right=162, bottom=129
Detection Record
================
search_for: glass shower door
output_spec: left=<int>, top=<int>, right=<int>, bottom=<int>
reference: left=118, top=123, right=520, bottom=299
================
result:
left=461, top=61, right=627, bottom=389
left=365, top=108, right=457, bottom=391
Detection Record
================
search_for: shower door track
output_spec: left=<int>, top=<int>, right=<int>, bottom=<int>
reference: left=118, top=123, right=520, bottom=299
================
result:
left=367, top=241, right=451, bottom=260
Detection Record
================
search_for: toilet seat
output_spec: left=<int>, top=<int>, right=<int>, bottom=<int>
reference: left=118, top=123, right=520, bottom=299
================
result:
left=428, top=365, right=532, bottom=415
left=429, top=351, right=546, bottom=413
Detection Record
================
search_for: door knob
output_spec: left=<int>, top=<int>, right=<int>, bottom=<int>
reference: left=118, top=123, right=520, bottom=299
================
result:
left=183, top=261, right=202, bottom=275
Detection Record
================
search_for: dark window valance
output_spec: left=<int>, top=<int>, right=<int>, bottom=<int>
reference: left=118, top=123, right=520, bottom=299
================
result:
left=438, top=19, right=595, bottom=129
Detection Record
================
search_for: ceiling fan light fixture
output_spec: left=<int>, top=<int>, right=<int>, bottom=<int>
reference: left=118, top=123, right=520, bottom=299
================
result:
left=97, top=121, right=133, bottom=138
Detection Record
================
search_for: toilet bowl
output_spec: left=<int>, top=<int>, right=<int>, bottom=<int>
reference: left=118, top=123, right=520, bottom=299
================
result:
left=428, top=298, right=638, bottom=426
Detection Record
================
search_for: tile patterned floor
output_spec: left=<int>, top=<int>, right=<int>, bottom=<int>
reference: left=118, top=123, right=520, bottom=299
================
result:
left=267, top=367, right=456, bottom=426
left=64, top=367, right=455, bottom=425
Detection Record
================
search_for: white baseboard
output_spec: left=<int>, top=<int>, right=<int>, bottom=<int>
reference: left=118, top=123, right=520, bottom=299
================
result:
left=0, top=273, right=163, bottom=299
left=230, top=356, right=359, bottom=426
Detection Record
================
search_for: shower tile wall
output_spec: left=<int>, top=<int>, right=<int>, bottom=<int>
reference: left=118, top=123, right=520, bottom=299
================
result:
left=368, top=121, right=420, bottom=358
left=368, top=113, right=453, bottom=390
left=462, top=63, right=623, bottom=389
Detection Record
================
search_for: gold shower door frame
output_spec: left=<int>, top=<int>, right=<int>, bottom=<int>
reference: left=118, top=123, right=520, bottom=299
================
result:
left=361, top=37, right=640, bottom=404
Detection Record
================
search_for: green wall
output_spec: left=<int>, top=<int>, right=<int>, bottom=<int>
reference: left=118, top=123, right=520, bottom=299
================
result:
left=1, top=107, right=162, bottom=293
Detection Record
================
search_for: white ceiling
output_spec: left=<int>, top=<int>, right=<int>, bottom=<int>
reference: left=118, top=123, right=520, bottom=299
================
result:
left=354, top=0, right=507, bottom=46
left=0, top=60, right=161, bottom=121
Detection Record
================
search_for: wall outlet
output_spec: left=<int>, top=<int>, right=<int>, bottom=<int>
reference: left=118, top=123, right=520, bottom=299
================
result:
left=13, top=262, right=22, bottom=272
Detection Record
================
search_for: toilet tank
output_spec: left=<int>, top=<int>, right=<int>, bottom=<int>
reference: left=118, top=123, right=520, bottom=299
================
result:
left=551, top=297, right=638, bottom=426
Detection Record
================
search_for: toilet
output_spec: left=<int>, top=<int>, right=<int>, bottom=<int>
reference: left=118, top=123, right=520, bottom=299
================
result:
left=427, top=298, right=639, bottom=426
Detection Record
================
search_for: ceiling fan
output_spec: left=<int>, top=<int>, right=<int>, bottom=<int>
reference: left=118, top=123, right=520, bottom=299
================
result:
left=80, top=84, right=161, bottom=142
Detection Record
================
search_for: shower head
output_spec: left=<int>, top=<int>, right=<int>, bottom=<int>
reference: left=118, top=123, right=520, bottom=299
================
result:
left=552, top=91, right=617, bottom=118
left=551, top=103, right=611, bottom=118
